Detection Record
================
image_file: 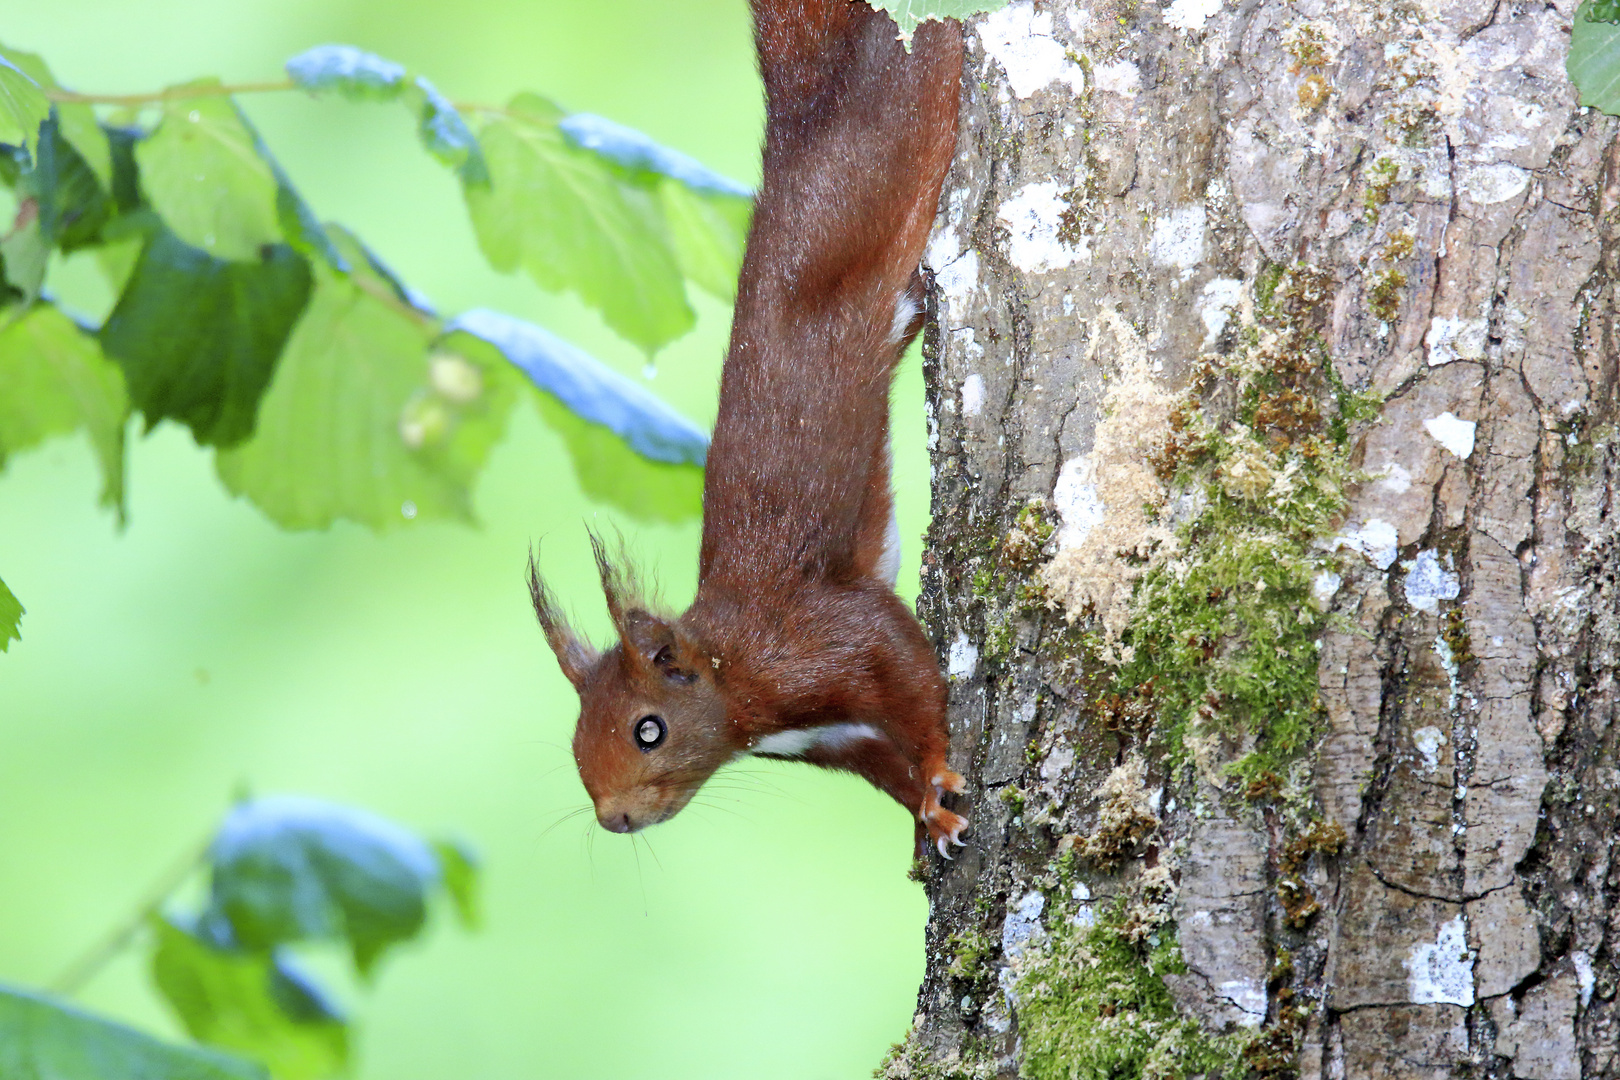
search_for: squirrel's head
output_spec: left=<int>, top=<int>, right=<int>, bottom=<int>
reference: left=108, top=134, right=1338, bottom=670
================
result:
left=527, top=537, right=731, bottom=835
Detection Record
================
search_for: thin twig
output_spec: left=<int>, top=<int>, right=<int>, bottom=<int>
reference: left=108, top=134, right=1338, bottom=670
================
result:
left=51, top=832, right=214, bottom=996
left=45, top=80, right=517, bottom=122
left=46, top=80, right=297, bottom=107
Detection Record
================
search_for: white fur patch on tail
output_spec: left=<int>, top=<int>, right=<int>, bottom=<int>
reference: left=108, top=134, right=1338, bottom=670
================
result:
left=890, top=291, right=920, bottom=345
left=875, top=505, right=901, bottom=588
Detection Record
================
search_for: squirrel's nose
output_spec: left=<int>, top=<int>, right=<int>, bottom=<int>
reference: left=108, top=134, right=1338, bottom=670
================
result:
left=599, top=811, right=633, bottom=834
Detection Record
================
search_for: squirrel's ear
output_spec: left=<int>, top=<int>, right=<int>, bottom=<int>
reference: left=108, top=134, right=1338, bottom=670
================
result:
left=622, top=610, right=699, bottom=684
left=527, top=549, right=597, bottom=691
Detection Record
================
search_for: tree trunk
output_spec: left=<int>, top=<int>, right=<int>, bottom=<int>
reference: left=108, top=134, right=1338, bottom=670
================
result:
left=885, top=1, right=1618, bottom=1078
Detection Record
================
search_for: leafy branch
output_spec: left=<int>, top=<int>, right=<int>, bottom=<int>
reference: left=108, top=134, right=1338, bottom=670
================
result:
left=7, top=796, right=479, bottom=1080
left=0, top=40, right=742, bottom=538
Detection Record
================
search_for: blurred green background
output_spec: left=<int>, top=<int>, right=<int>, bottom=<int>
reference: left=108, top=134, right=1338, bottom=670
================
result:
left=0, top=1, right=934, bottom=1077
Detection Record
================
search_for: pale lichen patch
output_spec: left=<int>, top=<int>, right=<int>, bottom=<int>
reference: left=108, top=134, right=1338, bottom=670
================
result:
left=1164, top=0, right=1223, bottom=32
left=1040, top=311, right=1178, bottom=640
left=1426, top=316, right=1487, bottom=366
left=1412, top=725, right=1447, bottom=773
left=978, top=2, right=1086, bottom=101
left=960, top=373, right=985, bottom=418
left=926, top=228, right=980, bottom=306
left=948, top=630, right=980, bottom=679
left=1422, top=411, right=1476, bottom=459
left=1001, top=890, right=1048, bottom=959
left=998, top=180, right=1089, bottom=273
left=1332, top=518, right=1400, bottom=570
left=1198, top=277, right=1244, bottom=347
left=1149, top=204, right=1207, bottom=281
left=1405, top=914, right=1475, bottom=1006
left=1402, top=548, right=1460, bottom=613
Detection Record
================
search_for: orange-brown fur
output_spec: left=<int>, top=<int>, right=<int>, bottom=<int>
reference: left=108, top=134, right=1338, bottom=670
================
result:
left=529, top=0, right=965, bottom=858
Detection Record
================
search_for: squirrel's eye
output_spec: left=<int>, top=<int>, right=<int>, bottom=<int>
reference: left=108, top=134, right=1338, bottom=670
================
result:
left=633, top=715, right=667, bottom=752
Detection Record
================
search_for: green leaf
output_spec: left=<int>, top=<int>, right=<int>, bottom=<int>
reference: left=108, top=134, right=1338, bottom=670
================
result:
left=864, top=0, right=1009, bottom=41
left=467, top=94, right=693, bottom=353
left=658, top=180, right=750, bottom=301
left=534, top=390, right=703, bottom=522
left=215, top=250, right=515, bottom=531
left=150, top=918, right=348, bottom=1080
left=0, top=56, right=49, bottom=162
left=0, top=44, right=114, bottom=186
left=201, top=795, right=440, bottom=976
left=101, top=225, right=313, bottom=447
left=1571, top=2, right=1620, bottom=114
left=557, top=113, right=752, bottom=197
left=404, top=76, right=488, bottom=186
left=1, top=206, right=48, bottom=301
left=0, top=304, right=129, bottom=517
left=431, top=838, right=480, bottom=931
left=285, top=45, right=406, bottom=102
left=234, top=117, right=345, bottom=273
left=20, top=116, right=115, bottom=252
left=0, top=984, right=266, bottom=1080
left=446, top=307, right=706, bottom=465
left=1590, top=0, right=1620, bottom=21
left=135, top=86, right=283, bottom=261
left=0, top=575, right=21, bottom=652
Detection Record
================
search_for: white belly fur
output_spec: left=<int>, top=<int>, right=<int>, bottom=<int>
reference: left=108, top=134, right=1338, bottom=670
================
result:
left=752, top=723, right=884, bottom=758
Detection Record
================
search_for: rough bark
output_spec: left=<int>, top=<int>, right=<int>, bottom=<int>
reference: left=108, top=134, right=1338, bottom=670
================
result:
left=884, top=1, right=1620, bottom=1078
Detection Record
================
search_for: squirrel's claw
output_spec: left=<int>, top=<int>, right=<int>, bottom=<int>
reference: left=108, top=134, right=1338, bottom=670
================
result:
left=931, top=769, right=967, bottom=796
left=921, top=801, right=969, bottom=859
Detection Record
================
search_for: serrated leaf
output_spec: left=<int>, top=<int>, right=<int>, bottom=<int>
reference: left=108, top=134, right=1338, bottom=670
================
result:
left=201, top=795, right=439, bottom=977
left=557, top=113, right=752, bottom=197
left=467, top=95, right=693, bottom=353
left=1, top=206, right=47, bottom=301
left=445, top=307, right=707, bottom=465
left=0, top=576, right=21, bottom=652
left=285, top=45, right=406, bottom=102
left=20, top=117, right=114, bottom=252
left=0, top=984, right=266, bottom=1080
left=150, top=918, right=348, bottom=1080
left=431, top=838, right=481, bottom=931
left=215, top=249, right=515, bottom=531
left=136, top=86, right=282, bottom=261
left=233, top=113, right=346, bottom=272
left=658, top=180, right=750, bottom=301
left=0, top=44, right=113, bottom=186
left=0, top=304, right=129, bottom=517
left=405, top=76, right=488, bottom=185
left=533, top=390, right=704, bottom=522
left=105, top=125, right=144, bottom=214
left=101, top=226, right=313, bottom=447
left=865, top=0, right=1009, bottom=41
left=1571, top=2, right=1620, bottom=114
left=0, top=56, right=49, bottom=162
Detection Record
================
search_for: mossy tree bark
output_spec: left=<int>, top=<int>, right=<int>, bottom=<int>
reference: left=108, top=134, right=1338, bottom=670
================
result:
left=886, top=1, right=1620, bottom=1078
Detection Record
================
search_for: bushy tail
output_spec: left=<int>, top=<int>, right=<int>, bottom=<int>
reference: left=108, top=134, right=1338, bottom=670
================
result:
left=700, top=1, right=961, bottom=588
left=744, top=0, right=961, bottom=321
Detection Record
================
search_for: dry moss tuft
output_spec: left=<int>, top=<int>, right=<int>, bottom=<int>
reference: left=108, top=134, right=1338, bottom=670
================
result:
left=1075, top=756, right=1160, bottom=871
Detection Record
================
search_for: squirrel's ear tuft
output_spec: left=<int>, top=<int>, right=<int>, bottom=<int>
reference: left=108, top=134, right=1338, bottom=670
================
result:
left=527, top=547, right=597, bottom=691
left=588, top=527, right=645, bottom=633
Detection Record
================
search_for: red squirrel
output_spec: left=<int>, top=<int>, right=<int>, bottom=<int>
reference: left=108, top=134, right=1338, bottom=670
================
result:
left=528, top=0, right=966, bottom=858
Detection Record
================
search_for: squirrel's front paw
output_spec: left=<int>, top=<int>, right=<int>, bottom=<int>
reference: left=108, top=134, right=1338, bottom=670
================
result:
left=921, top=798, right=969, bottom=859
left=931, top=769, right=966, bottom=797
